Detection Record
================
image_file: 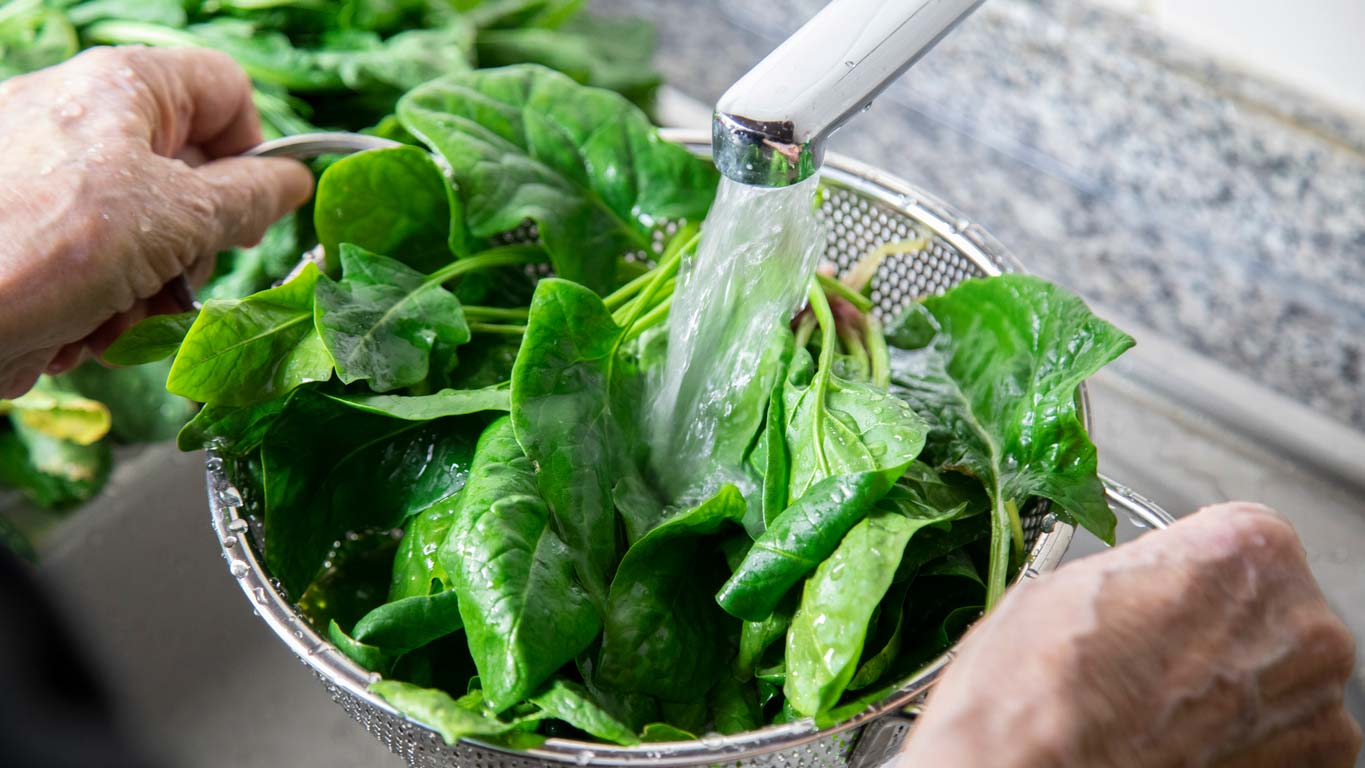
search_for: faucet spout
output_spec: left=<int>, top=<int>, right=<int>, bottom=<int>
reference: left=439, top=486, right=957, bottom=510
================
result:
left=713, top=0, right=986, bottom=187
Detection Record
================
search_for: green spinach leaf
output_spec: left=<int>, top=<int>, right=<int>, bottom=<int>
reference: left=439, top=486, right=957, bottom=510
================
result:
left=169, top=263, right=333, bottom=407
left=440, top=417, right=599, bottom=712
left=370, top=679, right=533, bottom=745
left=887, top=274, right=1133, bottom=608
left=314, top=244, right=470, bottom=392
left=597, top=485, right=745, bottom=701
left=715, top=469, right=899, bottom=623
left=510, top=278, right=636, bottom=607
left=100, top=311, right=197, bottom=366
left=784, top=510, right=917, bottom=717
left=314, top=145, right=465, bottom=272
left=398, top=64, right=716, bottom=292
left=261, top=390, right=477, bottom=594
left=530, top=679, right=640, bottom=746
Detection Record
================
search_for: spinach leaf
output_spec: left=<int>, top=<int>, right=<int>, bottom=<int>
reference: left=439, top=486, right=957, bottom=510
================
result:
left=440, top=417, right=599, bottom=712
left=640, top=723, right=696, bottom=743
left=783, top=285, right=926, bottom=504
left=261, top=390, right=478, bottom=595
left=711, top=674, right=761, bottom=735
left=351, top=588, right=463, bottom=652
left=324, top=387, right=510, bottom=422
left=329, top=619, right=393, bottom=673
left=370, top=679, right=533, bottom=745
left=177, top=397, right=291, bottom=454
left=597, top=485, right=745, bottom=701
left=169, top=263, right=333, bottom=407
left=887, top=274, right=1133, bottom=607
left=397, top=64, right=716, bottom=292
left=510, top=278, right=637, bottom=607
left=846, top=581, right=911, bottom=691
left=314, top=244, right=470, bottom=392
left=389, top=501, right=457, bottom=600
left=314, top=145, right=465, bottom=272
left=784, top=510, right=918, bottom=717
left=100, top=311, right=197, bottom=366
left=530, top=679, right=640, bottom=746
left=715, top=469, right=900, bottom=623
left=734, top=594, right=794, bottom=681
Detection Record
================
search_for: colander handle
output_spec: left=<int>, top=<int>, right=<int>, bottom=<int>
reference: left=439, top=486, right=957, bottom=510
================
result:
left=1102, top=474, right=1176, bottom=530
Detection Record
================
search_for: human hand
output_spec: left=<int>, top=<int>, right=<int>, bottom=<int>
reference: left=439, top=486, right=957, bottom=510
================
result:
left=0, top=46, right=314, bottom=398
left=898, top=502, right=1361, bottom=768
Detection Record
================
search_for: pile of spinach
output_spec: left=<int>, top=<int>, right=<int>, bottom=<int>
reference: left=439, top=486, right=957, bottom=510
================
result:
left=83, top=64, right=1135, bottom=744
left=0, top=0, right=662, bottom=532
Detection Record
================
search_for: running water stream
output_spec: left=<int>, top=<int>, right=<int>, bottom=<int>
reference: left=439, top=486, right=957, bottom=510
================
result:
left=648, top=175, right=825, bottom=500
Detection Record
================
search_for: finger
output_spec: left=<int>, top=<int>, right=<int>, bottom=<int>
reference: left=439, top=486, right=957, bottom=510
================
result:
left=115, top=47, right=263, bottom=158
left=185, top=253, right=218, bottom=290
left=44, top=342, right=86, bottom=375
left=1, top=349, right=52, bottom=398
left=194, top=155, right=313, bottom=251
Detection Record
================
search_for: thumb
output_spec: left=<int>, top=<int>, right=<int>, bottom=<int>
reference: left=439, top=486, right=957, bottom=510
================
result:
left=194, top=156, right=314, bottom=251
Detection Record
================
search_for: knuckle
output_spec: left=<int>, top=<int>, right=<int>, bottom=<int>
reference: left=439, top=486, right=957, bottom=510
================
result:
left=1215, top=504, right=1302, bottom=561
left=73, top=46, right=127, bottom=69
left=1298, top=612, right=1357, bottom=676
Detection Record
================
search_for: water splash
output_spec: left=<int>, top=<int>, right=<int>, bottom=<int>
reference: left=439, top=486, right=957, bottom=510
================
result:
left=649, top=175, right=824, bottom=499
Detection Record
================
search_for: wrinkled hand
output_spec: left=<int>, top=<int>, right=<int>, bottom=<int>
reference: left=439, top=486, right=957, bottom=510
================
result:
left=899, top=502, right=1361, bottom=768
left=0, top=46, right=314, bottom=398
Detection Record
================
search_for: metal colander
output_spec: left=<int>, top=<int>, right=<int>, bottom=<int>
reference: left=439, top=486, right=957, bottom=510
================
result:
left=208, top=129, right=1172, bottom=768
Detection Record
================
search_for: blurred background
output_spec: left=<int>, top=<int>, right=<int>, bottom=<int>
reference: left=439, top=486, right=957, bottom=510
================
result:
left=6, top=0, right=1365, bottom=766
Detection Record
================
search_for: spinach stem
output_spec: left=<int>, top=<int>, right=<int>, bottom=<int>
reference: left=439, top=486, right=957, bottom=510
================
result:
left=806, top=281, right=839, bottom=477
left=817, top=274, right=873, bottom=313
left=985, top=493, right=1026, bottom=612
left=603, top=223, right=699, bottom=312
left=1005, top=499, right=1025, bottom=565
left=614, top=247, right=680, bottom=333
left=986, top=492, right=1010, bottom=611
left=793, top=313, right=817, bottom=350
left=865, top=314, right=890, bottom=389
left=623, top=296, right=673, bottom=342
left=468, top=322, right=527, bottom=336
left=463, top=306, right=529, bottom=322
left=838, top=324, right=870, bottom=382
left=427, top=245, right=544, bottom=287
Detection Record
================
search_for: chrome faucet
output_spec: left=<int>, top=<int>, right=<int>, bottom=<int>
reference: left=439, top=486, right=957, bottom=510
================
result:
left=712, top=0, right=986, bottom=187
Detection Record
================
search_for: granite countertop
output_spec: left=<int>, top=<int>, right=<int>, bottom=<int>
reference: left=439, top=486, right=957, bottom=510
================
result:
left=598, top=0, right=1365, bottom=432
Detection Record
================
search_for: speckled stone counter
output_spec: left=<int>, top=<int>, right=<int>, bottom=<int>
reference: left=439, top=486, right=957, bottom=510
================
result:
left=597, top=0, right=1365, bottom=431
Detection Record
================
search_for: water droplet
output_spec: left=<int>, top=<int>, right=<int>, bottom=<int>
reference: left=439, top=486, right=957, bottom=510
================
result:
left=253, top=587, right=268, bottom=605
left=227, top=518, right=249, bottom=533
left=218, top=485, right=243, bottom=507
left=223, top=535, right=237, bottom=548
left=229, top=560, right=249, bottom=578
left=57, top=101, right=84, bottom=119
left=575, top=750, right=595, bottom=765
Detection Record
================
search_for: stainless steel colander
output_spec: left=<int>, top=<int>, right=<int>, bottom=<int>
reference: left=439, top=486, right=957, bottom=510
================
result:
left=208, top=129, right=1173, bottom=768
